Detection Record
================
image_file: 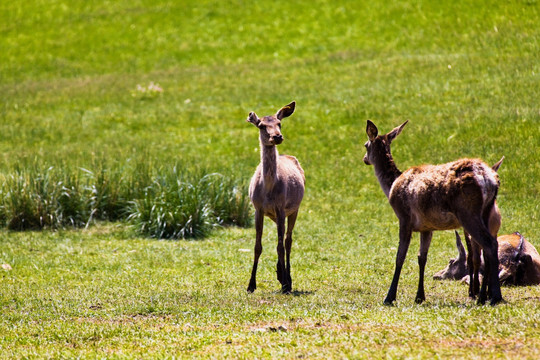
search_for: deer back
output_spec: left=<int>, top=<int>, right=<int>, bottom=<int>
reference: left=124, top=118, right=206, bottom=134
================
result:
left=389, top=159, right=499, bottom=232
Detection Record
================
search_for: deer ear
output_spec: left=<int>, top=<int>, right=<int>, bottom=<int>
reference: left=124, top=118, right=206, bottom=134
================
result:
left=366, top=120, right=378, bottom=141
left=492, top=156, right=504, bottom=172
left=455, top=231, right=466, bottom=262
left=387, top=120, right=408, bottom=143
left=276, top=101, right=295, bottom=120
left=247, top=112, right=260, bottom=126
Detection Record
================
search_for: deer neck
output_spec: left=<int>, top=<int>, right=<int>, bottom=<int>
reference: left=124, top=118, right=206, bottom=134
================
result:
left=373, top=151, right=402, bottom=198
left=260, top=142, right=279, bottom=186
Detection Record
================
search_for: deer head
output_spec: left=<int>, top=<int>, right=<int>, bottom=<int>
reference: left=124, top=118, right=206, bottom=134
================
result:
left=498, top=232, right=527, bottom=285
left=363, top=120, right=408, bottom=166
left=247, top=101, right=295, bottom=146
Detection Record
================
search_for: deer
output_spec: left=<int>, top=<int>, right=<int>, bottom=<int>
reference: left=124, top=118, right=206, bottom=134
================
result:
left=246, top=101, right=305, bottom=294
left=363, top=119, right=504, bottom=305
left=434, top=231, right=540, bottom=286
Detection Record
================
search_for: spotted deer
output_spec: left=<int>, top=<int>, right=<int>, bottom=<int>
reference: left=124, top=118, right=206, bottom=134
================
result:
left=246, top=101, right=305, bottom=294
left=363, top=119, right=504, bottom=305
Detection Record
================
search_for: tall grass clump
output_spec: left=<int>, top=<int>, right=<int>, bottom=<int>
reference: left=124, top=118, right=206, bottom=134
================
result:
left=204, top=174, right=252, bottom=228
left=0, top=167, right=88, bottom=230
left=0, top=163, right=251, bottom=237
left=80, top=165, right=135, bottom=224
left=127, top=169, right=251, bottom=239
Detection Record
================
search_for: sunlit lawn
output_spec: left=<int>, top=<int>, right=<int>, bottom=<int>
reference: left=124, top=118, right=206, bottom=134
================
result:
left=1, top=0, right=539, bottom=358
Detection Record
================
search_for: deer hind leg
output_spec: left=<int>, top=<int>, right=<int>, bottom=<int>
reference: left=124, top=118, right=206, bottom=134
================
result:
left=480, top=247, right=494, bottom=304
left=247, top=209, right=264, bottom=293
left=415, top=231, right=433, bottom=304
left=275, top=209, right=289, bottom=293
left=487, top=202, right=501, bottom=238
left=484, top=201, right=501, bottom=300
left=284, top=210, right=299, bottom=290
left=384, top=221, right=413, bottom=305
left=460, top=214, right=502, bottom=305
left=464, top=231, right=481, bottom=298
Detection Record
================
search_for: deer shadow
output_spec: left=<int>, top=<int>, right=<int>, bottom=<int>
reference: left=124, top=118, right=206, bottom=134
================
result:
left=278, top=289, right=315, bottom=297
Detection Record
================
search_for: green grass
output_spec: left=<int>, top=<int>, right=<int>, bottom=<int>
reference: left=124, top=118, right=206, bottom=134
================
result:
left=0, top=163, right=251, bottom=237
left=1, top=0, right=540, bottom=358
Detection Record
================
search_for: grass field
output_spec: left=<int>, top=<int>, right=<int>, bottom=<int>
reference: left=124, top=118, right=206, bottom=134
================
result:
left=1, top=0, right=540, bottom=358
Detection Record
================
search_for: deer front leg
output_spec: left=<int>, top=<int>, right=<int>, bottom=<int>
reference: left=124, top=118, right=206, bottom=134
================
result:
left=247, top=209, right=264, bottom=293
left=471, top=239, right=482, bottom=298
left=284, top=211, right=299, bottom=289
left=275, top=209, right=289, bottom=293
left=464, top=231, right=481, bottom=298
left=415, top=231, right=432, bottom=304
left=384, top=222, right=412, bottom=305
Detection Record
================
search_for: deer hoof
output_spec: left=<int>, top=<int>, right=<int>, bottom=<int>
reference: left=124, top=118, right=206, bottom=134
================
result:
left=383, top=298, right=395, bottom=306
left=281, top=284, right=291, bottom=294
left=247, top=282, right=256, bottom=293
left=490, top=297, right=505, bottom=306
left=476, top=297, right=487, bottom=305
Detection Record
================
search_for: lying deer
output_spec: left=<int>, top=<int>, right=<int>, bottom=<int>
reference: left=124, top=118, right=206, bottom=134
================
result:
left=363, top=120, right=504, bottom=305
left=434, top=231, right=540, bottom=286
left=246, top=101, right=305, bottom=294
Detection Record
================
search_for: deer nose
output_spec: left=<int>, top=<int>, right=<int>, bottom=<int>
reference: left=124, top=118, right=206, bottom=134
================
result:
left=273, top=134, right=283, bottom=144
left=363, top=154, right=371, bottom=165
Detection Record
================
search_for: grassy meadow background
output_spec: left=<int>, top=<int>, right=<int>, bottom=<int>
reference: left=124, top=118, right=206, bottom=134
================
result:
left=1, top=0, right=540, bottom=358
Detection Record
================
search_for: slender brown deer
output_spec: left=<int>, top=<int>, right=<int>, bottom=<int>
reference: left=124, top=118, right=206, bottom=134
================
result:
left=363, top=119, right=504, bottom=305
left=246, top=101, right=305, bottom=294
